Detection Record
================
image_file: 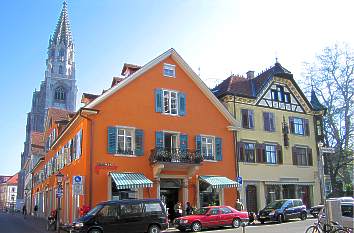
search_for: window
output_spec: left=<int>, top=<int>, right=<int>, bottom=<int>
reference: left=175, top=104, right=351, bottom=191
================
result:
left=163, top=90, right=178, bottom=115
left=55, top=87, right=66, bottom=101
left=316, top=120, right=322, bottom=136
left=99, top=205, right=119, bottom=218
left=263, top=112, right=275, bottom=132
left=120, top=203, right=143, bottom=216
left=209, top=208, right=220, bottom=215
left=118, top=128, right=133, bottom=154
left=201, top=136, right=214, bottom=160
left=145, top=202, right=162, bottom=213
left=107, top=127, right=144, bottom=156
left=244, top=143, right=255, bottom=163
left=284, top=93, right=291, bottom=103
left=271, top=85, right=291, bottom=103
left=341, top=204, right=353, bottom=218
left=292, top=146, right=313, bottom=166
left=59, top=49, right=65, bottom=58
left=293, top=118, right=304, bottom=135
left=163, top=63, right=175, bottom=77
left=241, top=109, right=254, bottom=129
left=221, top=207, right=232, bottom=214
left=59, top=65, right=63, bottom=74
left=265, top=144, right=276, bottom=164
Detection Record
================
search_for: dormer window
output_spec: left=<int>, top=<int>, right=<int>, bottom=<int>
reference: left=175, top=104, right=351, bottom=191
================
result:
left=163, top=63, right=175, bottom=77
left=55, top=87, right=66, bottom=101
left=271, top=85, right=291, bottom=103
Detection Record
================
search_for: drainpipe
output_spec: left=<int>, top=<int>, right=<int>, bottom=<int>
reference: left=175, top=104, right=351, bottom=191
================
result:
left=79, top=114, right=94, bottom=208
left=232, top=95, right=240, bottom=199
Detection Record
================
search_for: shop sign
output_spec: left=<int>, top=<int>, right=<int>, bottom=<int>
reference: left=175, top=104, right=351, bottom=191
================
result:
left=95, top=162, right=117, bottom=174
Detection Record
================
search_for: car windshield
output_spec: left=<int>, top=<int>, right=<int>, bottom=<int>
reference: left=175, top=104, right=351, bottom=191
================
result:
left=265, top=200, right=287, bottom=209
left=86, top=204, right=103, bottom=216
left=193, top=207, right=210, bottom=215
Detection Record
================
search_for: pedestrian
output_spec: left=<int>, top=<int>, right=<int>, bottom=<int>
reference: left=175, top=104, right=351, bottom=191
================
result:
left=174, top=202, right=182, bottom=219
left=185, top=202, right=193, bottom=215
left=22, top=204, right=27, bottom=218
left=34, top=205, right=38, bottom=218
left=235, top=199, right=244, bottom=211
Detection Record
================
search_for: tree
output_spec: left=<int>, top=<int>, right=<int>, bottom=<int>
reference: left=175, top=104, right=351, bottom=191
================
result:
left=302, top=43, right=354, bottom=196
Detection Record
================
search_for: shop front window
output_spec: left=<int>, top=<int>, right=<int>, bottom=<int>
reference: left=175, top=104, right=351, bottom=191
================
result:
left=265, top=185, right=281, bottom=204
left=111, top=180, right=138, bottom=200
left=199, top=180, right=220, bottom=207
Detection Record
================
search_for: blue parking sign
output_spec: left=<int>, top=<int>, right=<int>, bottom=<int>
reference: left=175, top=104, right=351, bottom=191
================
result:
left=237, top=176, right=243, bottom=184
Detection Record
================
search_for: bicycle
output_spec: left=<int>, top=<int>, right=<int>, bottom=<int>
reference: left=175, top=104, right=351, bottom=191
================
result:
left=305, top=218, right=351, bottom=233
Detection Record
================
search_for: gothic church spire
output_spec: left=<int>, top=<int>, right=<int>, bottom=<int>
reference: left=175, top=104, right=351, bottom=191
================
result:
left=51, top=1, right=72, bottom=46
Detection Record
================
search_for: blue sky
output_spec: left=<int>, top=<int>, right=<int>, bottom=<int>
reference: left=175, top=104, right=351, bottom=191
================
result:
left=0, top=0, right=353, bottom=175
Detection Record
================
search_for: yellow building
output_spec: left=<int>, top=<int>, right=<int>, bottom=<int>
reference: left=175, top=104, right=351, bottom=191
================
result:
left=213, top=61, right=326, bottom=212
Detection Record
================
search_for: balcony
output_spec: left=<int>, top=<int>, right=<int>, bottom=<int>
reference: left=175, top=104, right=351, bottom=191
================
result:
left=150, top=148, right=203, bottom=165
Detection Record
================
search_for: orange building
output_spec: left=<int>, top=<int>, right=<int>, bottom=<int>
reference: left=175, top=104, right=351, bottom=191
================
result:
left=31, top=49, right=240, bottom=224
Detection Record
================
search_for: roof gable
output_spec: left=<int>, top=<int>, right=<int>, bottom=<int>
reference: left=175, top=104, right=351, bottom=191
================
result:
left=86, top=48, right=240, bottom=128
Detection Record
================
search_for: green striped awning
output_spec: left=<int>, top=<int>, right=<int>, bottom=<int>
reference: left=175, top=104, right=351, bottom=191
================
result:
left=200, top=176, right=238, bottom=189
left=110, top=173, right=153, bottom=189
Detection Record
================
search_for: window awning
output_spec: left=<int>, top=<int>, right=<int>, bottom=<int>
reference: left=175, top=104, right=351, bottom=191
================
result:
left=199, top=175, right=238, bottom=189
left=110, top=173, right=153, bottom=189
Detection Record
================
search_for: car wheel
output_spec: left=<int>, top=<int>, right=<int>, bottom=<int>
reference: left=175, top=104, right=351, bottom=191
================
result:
left=191, top=221, right=202, bottom=232
left=300, top=212, right=307, bottom=220
left=148, top=224, right=161, bottom=233
left=88, top=229, right=102, bottom=233
left=232, top=218, right=241, bottom=228
left=277, top=214, right=284, bottom=223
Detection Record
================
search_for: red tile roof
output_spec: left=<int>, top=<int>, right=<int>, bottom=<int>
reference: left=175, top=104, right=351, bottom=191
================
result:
left=121, top=63, right=141, bottom=76
left=6, top=173, right=18, bottom=185
left=81, top=93, right=100, bottom=105
left=213, top=62, right=292, bottom=98
left=111, top=77, right=124, bottom=87
left=47, top=108, right=73, bottom=123
left=31, top=132, right=44, bottom=147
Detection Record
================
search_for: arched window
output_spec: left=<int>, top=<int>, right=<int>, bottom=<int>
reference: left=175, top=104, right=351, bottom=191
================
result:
left=59, top=65, right=63, bottom=74
left=59, top=49, right=65, bottom=57
left=51, top=49, right=55, bottom=59
left=55, top=87, right=66, bottom=101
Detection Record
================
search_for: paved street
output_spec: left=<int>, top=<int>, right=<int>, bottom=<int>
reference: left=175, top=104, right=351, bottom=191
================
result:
left=0, top=211, right=316, bottom=233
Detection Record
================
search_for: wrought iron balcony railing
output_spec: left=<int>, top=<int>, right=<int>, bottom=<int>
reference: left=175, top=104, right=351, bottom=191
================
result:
left=150, top=148, right=203, bottom=164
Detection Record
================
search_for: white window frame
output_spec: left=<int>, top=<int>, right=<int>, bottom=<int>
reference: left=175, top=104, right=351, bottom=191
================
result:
left=115, top=126, right=135, bottom=156
left=293, top=117, right=304, bottom=135
left=163, top=63, right=176, bottom=77
left=265, top=144, right=277, bottom=164
left=201, top=135, right=215, bottom=160
left=163, top=90, right=178, bottom=116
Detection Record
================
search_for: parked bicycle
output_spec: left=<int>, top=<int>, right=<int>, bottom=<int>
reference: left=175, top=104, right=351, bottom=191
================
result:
left=305, top=209, right=351, bottom=233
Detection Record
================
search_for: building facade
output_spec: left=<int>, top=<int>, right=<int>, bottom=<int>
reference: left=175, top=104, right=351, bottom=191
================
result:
left=18, top=1, right=77, bottom=208
left=30, top=49, right=241, bottom=224
left=0, top=174, right=18, bottom=211
left=213, top=62, right=325, bottom=212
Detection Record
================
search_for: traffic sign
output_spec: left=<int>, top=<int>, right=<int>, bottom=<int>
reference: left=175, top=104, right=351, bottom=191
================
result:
left=73, top=175, right=83, bottom=185
left=236, top=176, right=243, bottom=185
left=56, top=188, right=63, bottom=198
left=321, top=147, right=335, bottom=154
left=73, top=184, right=83, bottom=195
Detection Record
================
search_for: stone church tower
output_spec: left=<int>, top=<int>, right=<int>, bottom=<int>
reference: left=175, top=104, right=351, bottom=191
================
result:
left=17, top=1, right=77, bottom=206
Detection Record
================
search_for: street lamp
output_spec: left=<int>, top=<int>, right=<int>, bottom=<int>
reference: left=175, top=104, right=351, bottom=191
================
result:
left=317, top=142, right=326, bottom=204
left=56, top=172, right=64, bottom=233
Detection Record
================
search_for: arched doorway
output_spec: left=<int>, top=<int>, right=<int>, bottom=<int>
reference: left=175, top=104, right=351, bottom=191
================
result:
left=246, top=185, right=258, bottom=212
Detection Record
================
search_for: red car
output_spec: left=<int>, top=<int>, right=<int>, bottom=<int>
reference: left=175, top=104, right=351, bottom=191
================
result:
left=174, top=205, right=249, bottom=232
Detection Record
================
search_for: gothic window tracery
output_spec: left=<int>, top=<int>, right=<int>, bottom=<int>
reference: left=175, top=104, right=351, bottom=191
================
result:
left=55, top=87, right=66, bottom=101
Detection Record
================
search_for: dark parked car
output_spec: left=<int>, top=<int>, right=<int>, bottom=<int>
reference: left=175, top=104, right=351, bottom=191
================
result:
left=258, top=199, right=307, bottom=224
left=174, top=206, right=249, bottom=232
left=309, top=204, right=324, bottom=218
left=70, top=199, right=168, bottom=233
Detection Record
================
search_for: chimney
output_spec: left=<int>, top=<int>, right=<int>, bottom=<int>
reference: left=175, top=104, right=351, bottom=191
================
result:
left=246, top=70, right=255, bottom=79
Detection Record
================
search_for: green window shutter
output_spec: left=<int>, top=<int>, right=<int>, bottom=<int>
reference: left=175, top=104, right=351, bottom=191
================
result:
left=195, top=135, right=201, bottom=152
left=276, top=144, right=283, bottom=164
left=155, top=131, right=164, bottom=148
left=289, top=117, right=295, bottom=134
left=135, top=129, right=144, bottom=156
left=107, top=127, right=117, bottom=154
left=215, top=137, right=222, bottom=161
left=155, top=89, right=163, bottom=113
left=292, top=146, right=298, bottom=165
left=238, top=142, right=245, bottom=162
left=308, top=147, right=313, bottom=166
left=178, top=92, right=186, bottom=116
left=304, top=119, right=310, bottom=136
left=263, top=112, right=270, bottom=131
left=179, top=134, right=188, bottom=151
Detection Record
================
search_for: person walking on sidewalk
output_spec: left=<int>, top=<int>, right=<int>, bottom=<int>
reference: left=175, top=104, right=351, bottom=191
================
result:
left=33, top=205, right=38, bottom=218
left=22, top=205, right=27, bottom=219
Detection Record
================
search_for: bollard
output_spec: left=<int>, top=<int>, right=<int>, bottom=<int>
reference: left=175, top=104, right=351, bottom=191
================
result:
left=241, top=222, right=246, bottom=233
